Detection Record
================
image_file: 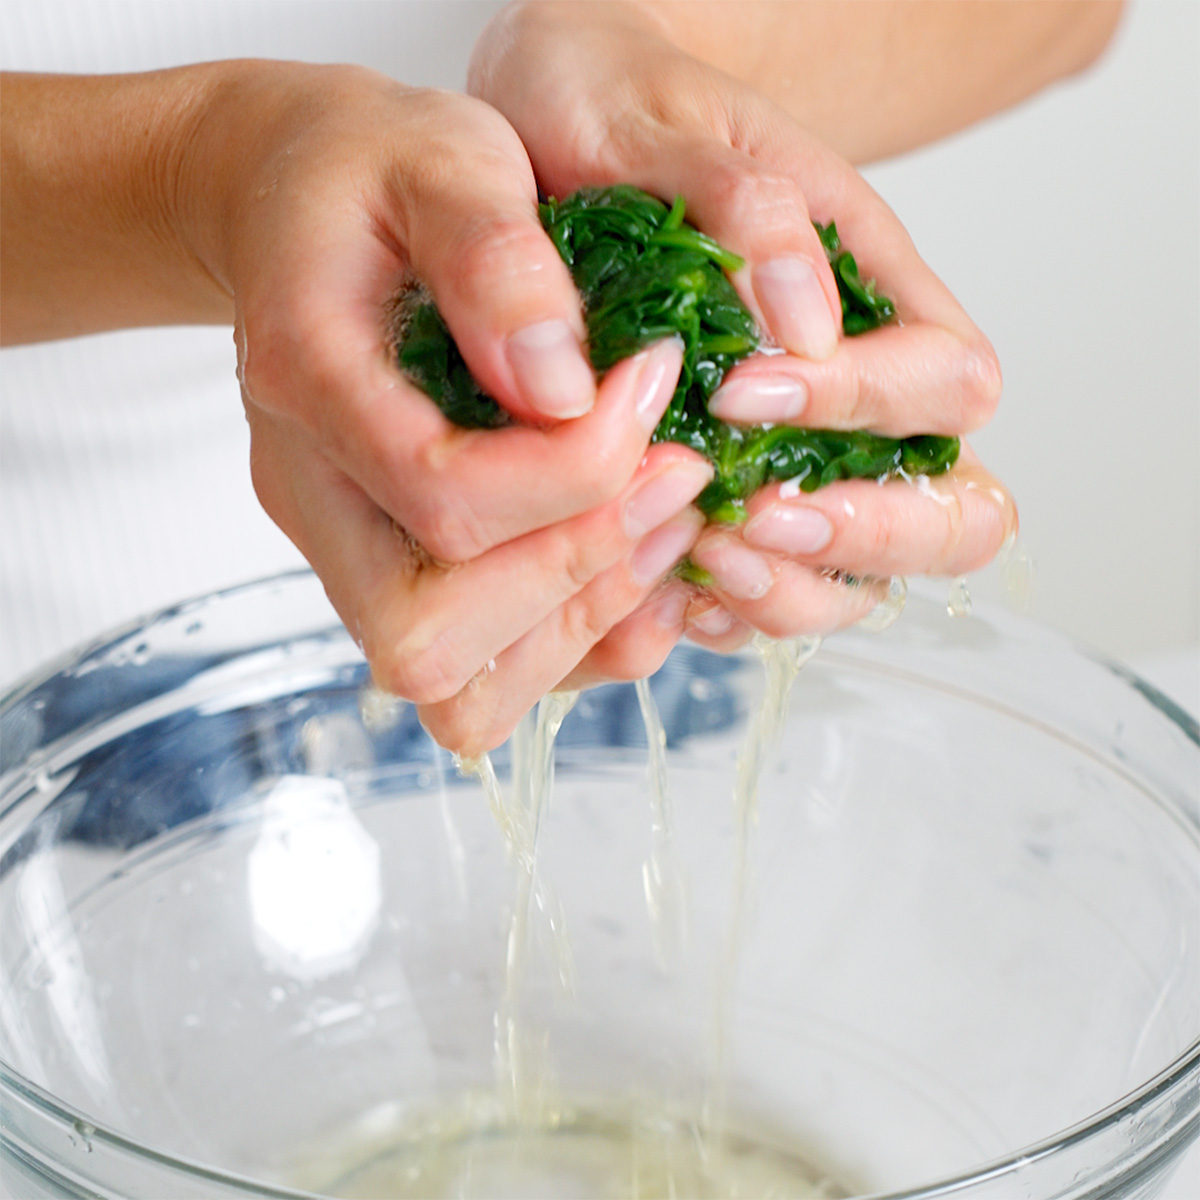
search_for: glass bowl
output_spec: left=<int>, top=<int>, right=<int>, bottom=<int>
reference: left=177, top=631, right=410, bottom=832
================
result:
left=1, top=570, right=1196, bottom=1199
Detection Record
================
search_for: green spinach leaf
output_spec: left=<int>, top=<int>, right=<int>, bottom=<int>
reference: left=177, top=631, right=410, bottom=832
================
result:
left=395, top=185, right=958, bottom=523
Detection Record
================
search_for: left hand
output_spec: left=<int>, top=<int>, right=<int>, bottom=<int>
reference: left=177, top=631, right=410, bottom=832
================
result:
left=466, top=1, right=1014, bottom=684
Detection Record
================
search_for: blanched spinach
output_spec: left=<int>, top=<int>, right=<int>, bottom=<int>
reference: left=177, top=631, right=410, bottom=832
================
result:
left=396, top=185, right=958, bottom=523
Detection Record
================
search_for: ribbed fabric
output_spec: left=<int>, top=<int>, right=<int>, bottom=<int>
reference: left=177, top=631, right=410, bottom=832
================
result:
left=0, top=0, right=504, bottom=685
left=0, top=328, right=304, bottom=684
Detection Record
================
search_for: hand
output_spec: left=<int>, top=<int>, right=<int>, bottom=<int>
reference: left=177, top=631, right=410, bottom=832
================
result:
left=177, top=62, right=720, bottom=752
left=1, top=62, right=720, bottom=753
left=470, top=2, right=1014, bottom=673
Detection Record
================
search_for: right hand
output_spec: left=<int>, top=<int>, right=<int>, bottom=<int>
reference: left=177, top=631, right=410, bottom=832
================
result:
left=177, top=61, right=714, bottom=753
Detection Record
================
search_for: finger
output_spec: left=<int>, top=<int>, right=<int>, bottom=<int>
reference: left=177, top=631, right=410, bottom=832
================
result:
left=394, top=97, right=597, bottom=422
left=699, top=130, right=1002, bottom=435
left=386, top=339, right=686, bottom=562
left=732, top=449, right=1017, bottom=579
left=682, top=597, right=755, bottom=654
left=256, top=405, right=712, bottom=706
left=707, top=321, right=1002, bottom=436
left=250, top=329, right=685, bottom=563
left=603, top=133, right=842, bottom=360
left=685, top=535, right=888, bottom=641
left=558, top=581, right=691, bottom=689
left=417, top=513, right=705, bottom=755
left=373, top=452, right=709, bottom=703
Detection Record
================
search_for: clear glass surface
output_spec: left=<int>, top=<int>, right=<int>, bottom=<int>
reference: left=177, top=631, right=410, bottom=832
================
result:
left=0, top=571, right=1196, bottom=1199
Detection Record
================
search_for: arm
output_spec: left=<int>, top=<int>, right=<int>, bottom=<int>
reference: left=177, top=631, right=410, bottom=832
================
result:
left=636, top=0, right=1124, bottom=164
left=1, top=70, right=232, bottom=344
left=474, top=1, right=1123, bottom=169
left=1, top=63, right=712, bottom=755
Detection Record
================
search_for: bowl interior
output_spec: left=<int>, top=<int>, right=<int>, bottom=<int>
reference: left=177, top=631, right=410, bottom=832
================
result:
left=1, top=574, right=1197, bottom=1198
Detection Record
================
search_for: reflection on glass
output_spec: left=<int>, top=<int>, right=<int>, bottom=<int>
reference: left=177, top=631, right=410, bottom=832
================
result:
left=248, top=777, right=381, bottom=981
left=15, top=852, right=114, bottom=1101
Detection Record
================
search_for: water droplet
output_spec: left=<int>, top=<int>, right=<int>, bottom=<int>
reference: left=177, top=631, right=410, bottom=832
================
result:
left=1000, top=534, right=1034, bottom=612
left=185, top=956, right=200, bottom=972
left=182, top=1013, right=200, bottom=1028
left=268, top=986, right=286, bottom=1004
left=359, top=684, right=404, bottom=733
left=72, top=1119, right=95, bottom=1152
left=131, top=641, right=151, bottom=665
left=858, top=576, right=908, bottom=632
left=947, top=576, right=973, bottom=618
left=184, top=621, right=203, bottom=636
left=33, top=768, right=53, bottom=794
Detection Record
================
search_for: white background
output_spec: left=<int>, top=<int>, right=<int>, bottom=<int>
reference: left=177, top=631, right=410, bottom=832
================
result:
left=864, top=0, right=1198, bottom=683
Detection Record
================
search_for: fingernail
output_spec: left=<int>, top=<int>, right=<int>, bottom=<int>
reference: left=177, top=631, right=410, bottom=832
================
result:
left=624, top=460, right=713, bottom=540
left=690, top=604, right=735, bottom=636
left=634, top=337, right=685, bottom=432
left=650, top=584, right=690, bottom=629
left=507, top=319, right=595, bottom=418
left=692, top=538, right=775, bottom=600
left=744, top=505, right=834, bottom=555
left=631, top=514, right=703, bottom=585
left=709, top=374, right=807, bottom=423
left=753, top=257, right=838, bottom=360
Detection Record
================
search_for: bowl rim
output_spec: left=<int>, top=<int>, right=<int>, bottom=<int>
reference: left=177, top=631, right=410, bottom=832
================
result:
left=3, top=1039, right=1199, bottom=1199
left=2, top=568, right=1198, bottom=1197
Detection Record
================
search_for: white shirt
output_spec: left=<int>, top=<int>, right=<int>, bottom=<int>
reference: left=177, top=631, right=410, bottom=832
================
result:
left=0, top=0, right=505, bottom=685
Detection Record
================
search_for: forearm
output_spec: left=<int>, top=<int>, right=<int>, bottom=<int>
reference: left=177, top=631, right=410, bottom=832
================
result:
left=496, top=0, right=1124, bottom=165
left=0, top=68, right=235, bottom=345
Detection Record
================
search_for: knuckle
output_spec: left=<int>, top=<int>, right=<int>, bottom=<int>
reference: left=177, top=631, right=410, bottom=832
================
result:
left=410, top=500, right=492, bottom=565
left=415, top=702, right=472, bottom=757
left=937, top=499, right=968, bottom=569
left=959, top=491, right=1012, bottom=575
left=578, top=439, right=627, bottom=504
left=564, top=431, right=633, bottom=511
left=426, top=709, right=499, bottom=760
left=738, top=605, right=792, bottom=640
left=563, top=543, right=602, bottom=595
left=400, top=139, right=459, bottom=212
left=863, top=500, right=900, bottom=563
left=559, top=591, right=617, bottom=654
left=419, top=682, right=511, bottom=759
left=447, top=215, right=552, bottom=308
left=958, top=336, right=1003, bottom=430
left=404, top=443, right=496, bottom=562
left=704, top=162, right=802, bottom=239
left=599, top=637, right=666, bottom=683
left=744, top=601, right=816, bottom=642
left=842, top=364, right=874, bottom=428
left=369, top=629, right=467, bottom=707
left=543, top=522, right=608, bottom=596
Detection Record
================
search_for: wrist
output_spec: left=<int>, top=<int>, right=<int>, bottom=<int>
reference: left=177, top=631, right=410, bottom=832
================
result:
left=170, top=59, right=293, bottom=310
